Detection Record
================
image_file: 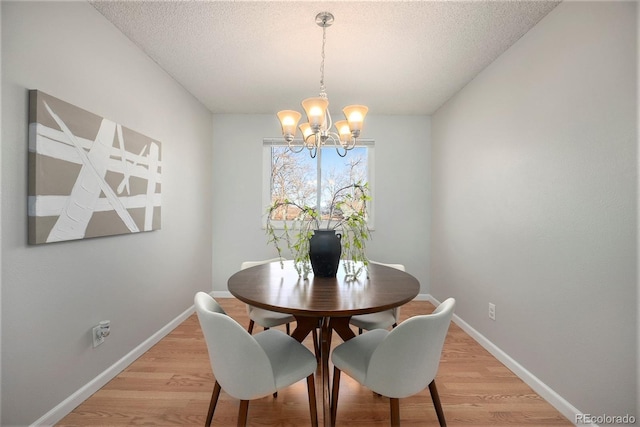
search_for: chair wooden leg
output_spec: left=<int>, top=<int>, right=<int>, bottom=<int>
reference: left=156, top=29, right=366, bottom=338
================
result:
left=286, top=323, right=290, bottom=335
left=390, top=397, right=400, bottom=427
left=247, top=320, right=255, bottom=334
left=358, top=328, right=363, bottom=335
left=205, top=381, right=221, bottom=427
left=429, top=380, right=446, bottom=427
left=307, top=373, right=318, bottom=427
left=237, top=400, right=249, bottom=427
left=312, top=328, right=320, bottom=362
left=331, top=367, right=341, bottom=426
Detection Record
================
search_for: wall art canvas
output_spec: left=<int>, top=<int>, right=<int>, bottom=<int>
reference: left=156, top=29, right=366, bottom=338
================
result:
left=28, top=90, right=162, bottom=244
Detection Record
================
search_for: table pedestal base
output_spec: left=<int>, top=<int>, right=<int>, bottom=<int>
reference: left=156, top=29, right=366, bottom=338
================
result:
left=291, top=316, right=355, bottom=427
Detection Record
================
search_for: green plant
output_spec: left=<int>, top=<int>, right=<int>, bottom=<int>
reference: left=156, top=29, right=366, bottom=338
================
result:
left=266, top=182, right=371, bottom=279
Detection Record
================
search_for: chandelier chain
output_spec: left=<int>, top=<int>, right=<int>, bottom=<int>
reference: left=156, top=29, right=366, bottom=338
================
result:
left=319, top=23, right=327, bottom=97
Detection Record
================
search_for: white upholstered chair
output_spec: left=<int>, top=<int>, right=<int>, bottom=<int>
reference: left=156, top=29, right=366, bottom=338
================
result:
left=241, top=258, right=320, bottom=361
left=194, top=292, right=318, bottom=427
left=241, top=259, right=296, bottom=335
left=331, top=298, right=456, bottom=426
left=349, top=261, right=405, bottom=334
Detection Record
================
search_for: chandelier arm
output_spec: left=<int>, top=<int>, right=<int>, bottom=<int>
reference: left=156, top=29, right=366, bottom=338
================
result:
left=333, top=136, right=349, bottom=157
left=287, top=142, right=306, bottom=154
left=326, top=133, right=352, bottom=157
left=325, top=108, right=333, bottom=133
left=304, top=133, right=318, bottom=150
left=326, top=132, right=339, bottom=142
left=344, top=136, right=357, bottom=151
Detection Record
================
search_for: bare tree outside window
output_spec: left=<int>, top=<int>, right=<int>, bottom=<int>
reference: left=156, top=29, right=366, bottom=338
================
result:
left=269, top=146, right=369, bottom=222
left=321, top=151, right=367, bottom=220
left=271, top=147, right=316, bottom=203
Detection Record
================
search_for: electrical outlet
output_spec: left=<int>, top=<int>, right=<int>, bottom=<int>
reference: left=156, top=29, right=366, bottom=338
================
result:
left=93, top=326, right=105, bottom=347
left=93, top=320, right=111, bottom=348
left=488, top=303, right=496, bottom=321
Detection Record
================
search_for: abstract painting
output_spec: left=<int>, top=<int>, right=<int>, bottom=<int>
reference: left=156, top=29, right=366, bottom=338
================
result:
left=28, top=90, right=162, bottom=244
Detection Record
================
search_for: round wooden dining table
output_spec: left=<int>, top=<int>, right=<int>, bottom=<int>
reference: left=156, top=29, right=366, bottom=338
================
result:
left=228, top=260, right=420, bottom=427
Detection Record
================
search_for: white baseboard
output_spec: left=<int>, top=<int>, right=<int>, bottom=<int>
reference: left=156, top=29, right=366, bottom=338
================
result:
left=211, top=290, right=233, bottom=299
left=426, top=294, right=590, bottom=427
left=413, top=292, right=432, bottom=301
left=31, top=305, right=195, bottom=427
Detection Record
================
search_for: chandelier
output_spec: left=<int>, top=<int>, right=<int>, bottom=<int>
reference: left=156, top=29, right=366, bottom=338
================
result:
left=277, top=12, right=369, bottom=158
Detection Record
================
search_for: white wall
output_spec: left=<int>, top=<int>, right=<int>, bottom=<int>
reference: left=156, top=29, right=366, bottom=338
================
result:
left=212, top=114, right=431, bottom=293
left=1, top=2, right=213, bottom=425
left=431, top=1, right=636, bottom=420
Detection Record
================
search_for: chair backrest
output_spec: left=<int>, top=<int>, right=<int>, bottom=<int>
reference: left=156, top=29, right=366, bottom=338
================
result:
left=369, top=261, right=405, bottom=321
left=194, top=292, right=276, bottom=399
left=365, top=298, right=455, bottom=398
left=196, top=291, right=227, bottom=315
left=240, top=259, right=284, bottom=315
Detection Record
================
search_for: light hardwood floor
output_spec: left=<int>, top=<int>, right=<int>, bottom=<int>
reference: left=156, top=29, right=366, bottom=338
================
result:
left=57, top=299, right=571, bottom=426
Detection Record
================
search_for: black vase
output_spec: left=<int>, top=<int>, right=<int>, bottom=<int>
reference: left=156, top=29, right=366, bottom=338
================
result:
left=309, top=230, right=342, bottom=277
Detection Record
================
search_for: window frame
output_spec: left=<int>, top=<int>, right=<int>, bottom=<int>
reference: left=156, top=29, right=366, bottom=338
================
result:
left=262, top=138, right=375, bottom=230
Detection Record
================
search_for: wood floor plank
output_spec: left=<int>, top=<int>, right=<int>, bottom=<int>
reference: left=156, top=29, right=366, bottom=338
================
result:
left=56, top=299, right=571, bottom=426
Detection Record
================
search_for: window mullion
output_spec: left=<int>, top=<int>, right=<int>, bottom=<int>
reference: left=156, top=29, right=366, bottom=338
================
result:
left=316, top=148, right=322, bottom=215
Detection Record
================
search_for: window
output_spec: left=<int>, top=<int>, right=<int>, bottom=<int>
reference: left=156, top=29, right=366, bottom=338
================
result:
left=263, top=139, right=375, bottom=227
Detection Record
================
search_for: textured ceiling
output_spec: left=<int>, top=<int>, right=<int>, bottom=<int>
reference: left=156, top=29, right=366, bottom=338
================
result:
left=90, top=1, right=560, bottom=115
